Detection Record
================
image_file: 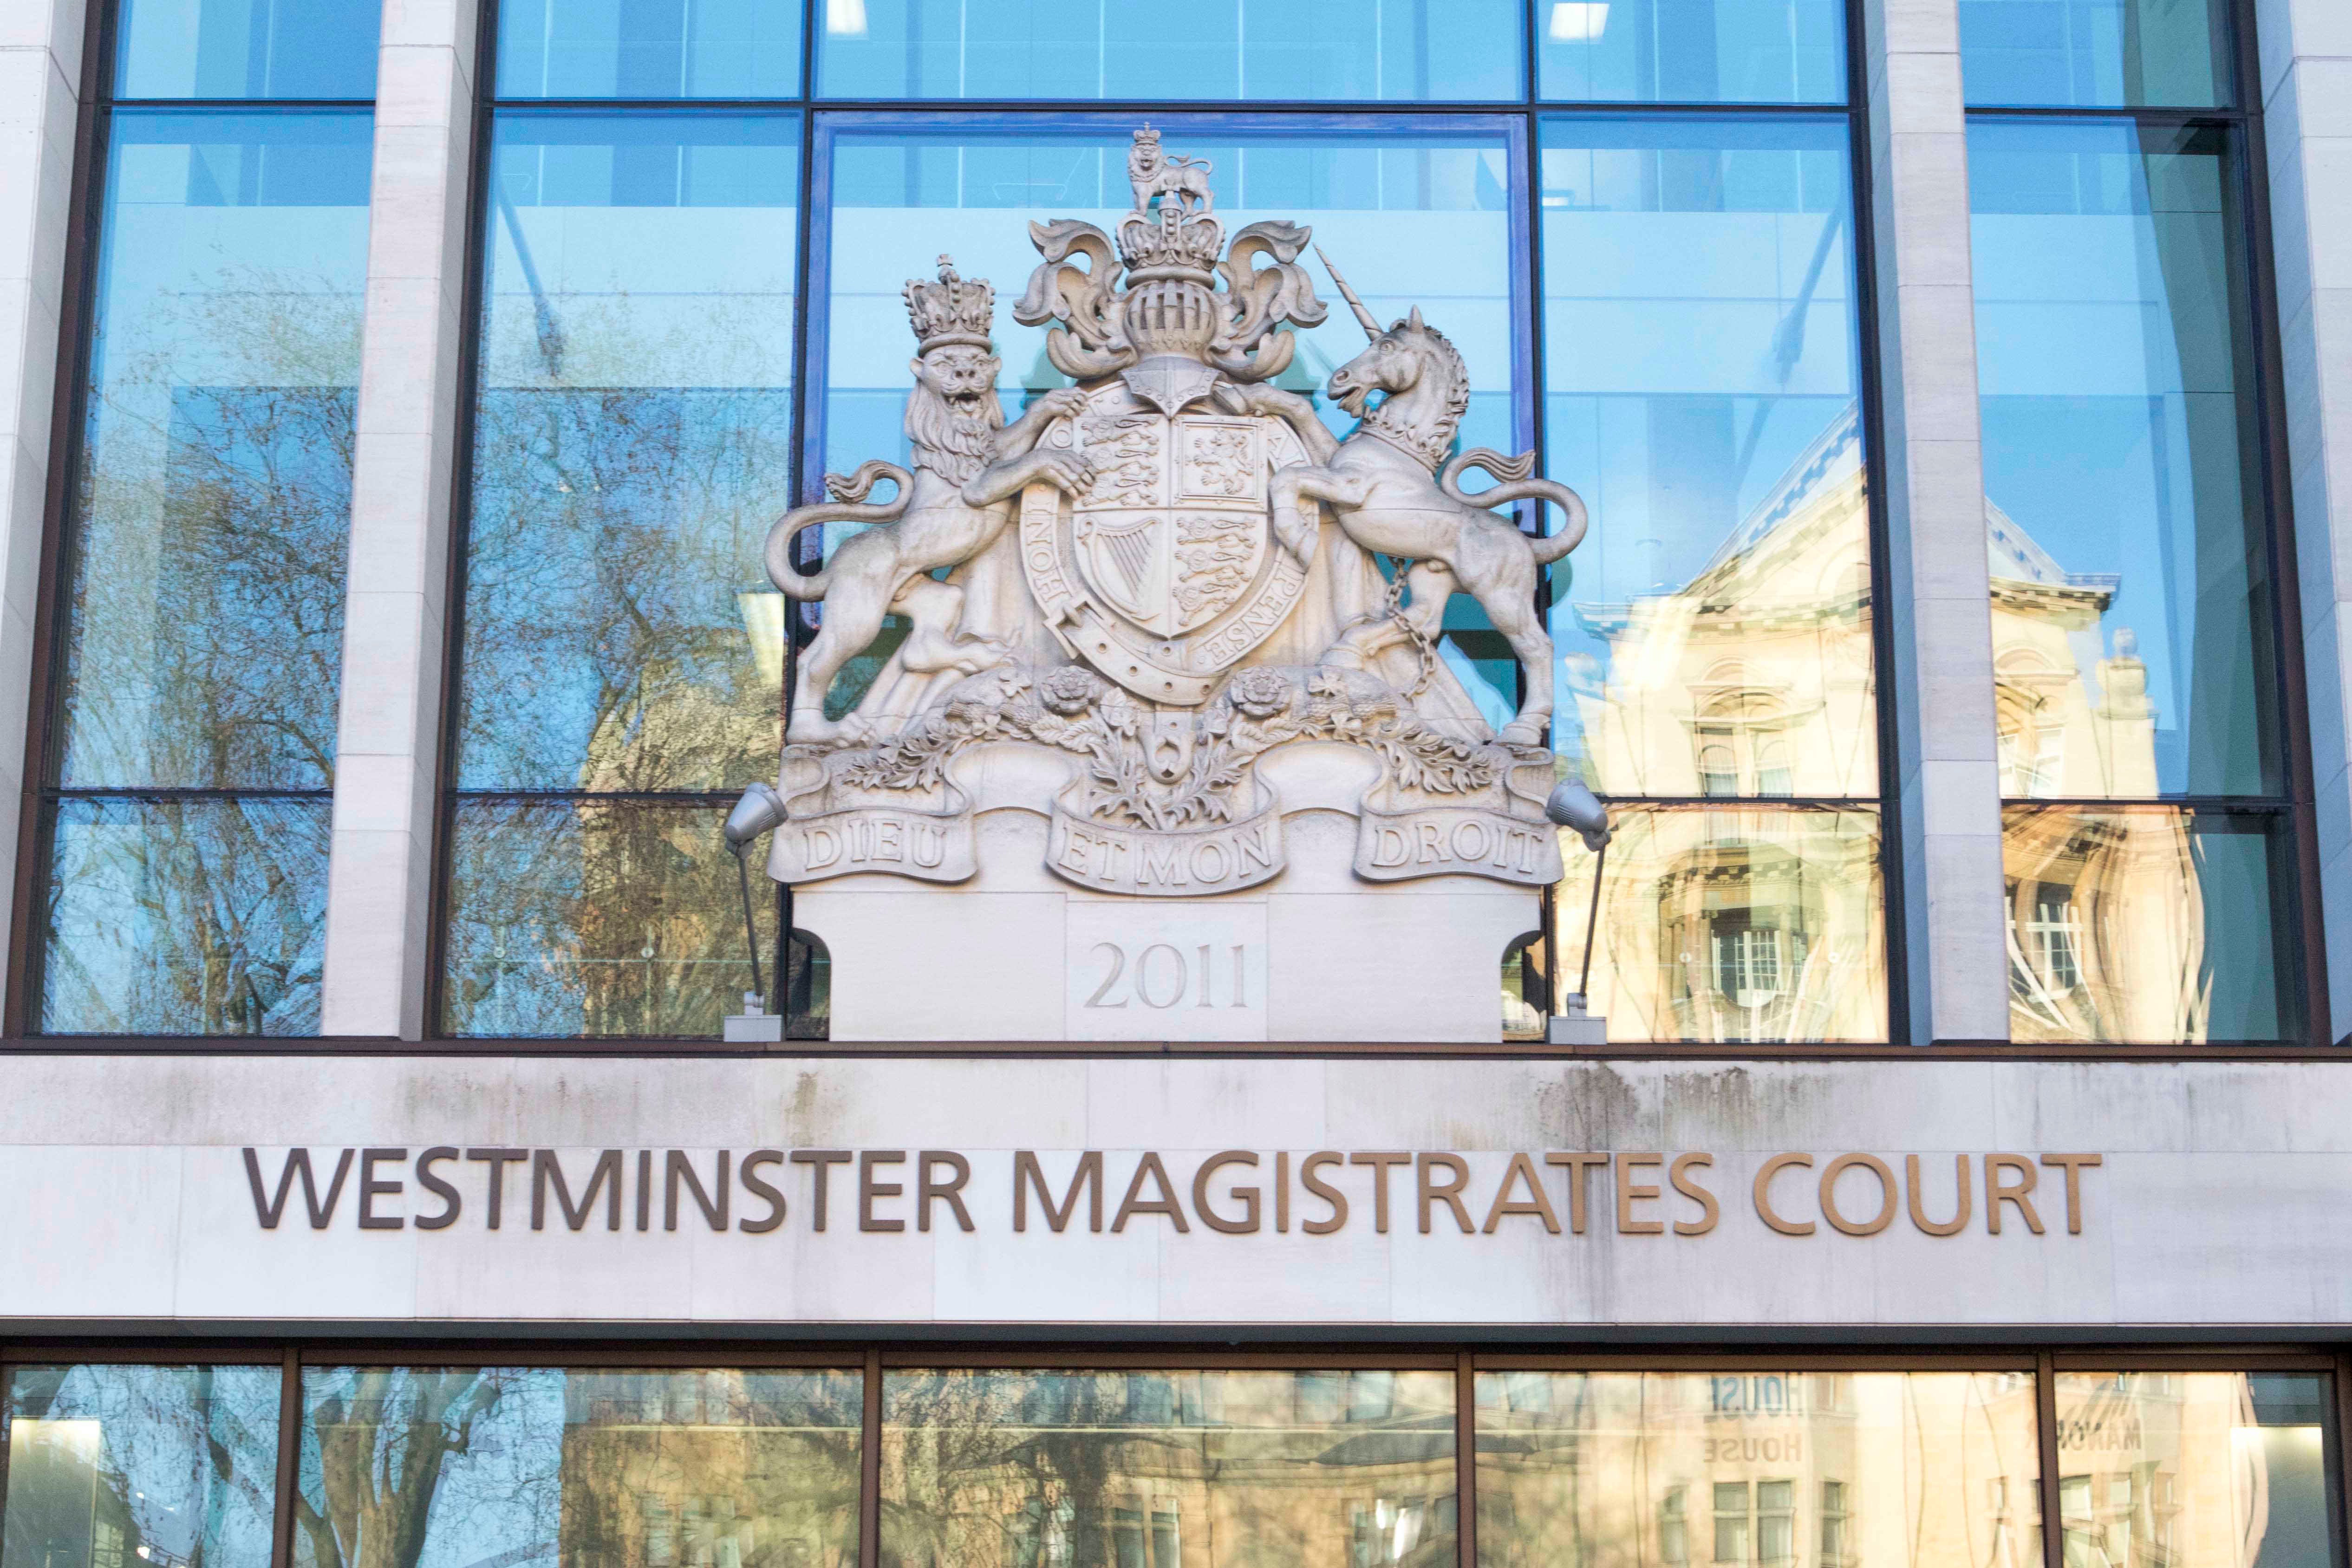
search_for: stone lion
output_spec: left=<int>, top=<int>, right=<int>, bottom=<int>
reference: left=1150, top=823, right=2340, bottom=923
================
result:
left=764, top=343, right=1091, bottom=745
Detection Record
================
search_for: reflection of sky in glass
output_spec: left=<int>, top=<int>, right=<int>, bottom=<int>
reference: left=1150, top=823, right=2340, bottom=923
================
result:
left=1537, top=0, right=1846, bottom=104
left=64, top=111, right=371, bottom=791
left=817, top=0, right=1520, bottom=101
left=1958, top=0, right=2228, bottom=108
left=295, top=1369, right=861, bottom=1568
left=497, top=0, right=805, bottom=99
left=1539, top=115, right=1867, bottom=796
left=819, top=123, right=1525, bottom=720
left=117, top=0, right=382, bottom=99
left=458, top=112, right=797, bottom=793
left=1970, top=120, right=2272, bottom=797
left=1, top=1364, right=281, bottom=1568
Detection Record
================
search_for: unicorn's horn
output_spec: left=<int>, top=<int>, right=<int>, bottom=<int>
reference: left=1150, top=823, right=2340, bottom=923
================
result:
left=1315, top=245, right=1383, bottom=342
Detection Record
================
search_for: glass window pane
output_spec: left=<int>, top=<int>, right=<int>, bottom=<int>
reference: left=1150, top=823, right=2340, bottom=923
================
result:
left=1476, top=1372, right=2042, bottom=1568
left=42, top=795, right=329, bottom=1035
left=495, top=0, right=805, bottom=100
left=1973, top=121, right=2275, bottom=799
left=294, top=1368, right=862, bottom=1568
left=1537, top=0, right=1846, bottom=104
left=459, top=112, right=797, bottom=792
left=1959, top=0, right=2230, bottom=108
left=818, top=0, right=1521, bottom=101
left=116, top=0, right=382, bottom=99
left=2005, top=805, right=2297, bottom=1042
left=2052, top=1373, right=2330, bottom=1568
left=62, top=111, right=371, bottom=791
left=2, top=1366, right=281, bottom=1568
left=820, top=121, right=1525, bottom=728
left=884, top=1369, right=1456, bottom=1568
left=443, top=798, right=782, bottom=1038
left=1540, top=115, right=1871, bottom=799
left=1554, top=804, right=1886, bottom=1041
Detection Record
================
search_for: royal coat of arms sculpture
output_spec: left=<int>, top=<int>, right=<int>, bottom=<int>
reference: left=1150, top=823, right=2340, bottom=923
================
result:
left=763, top=130, right=1590, bottom=910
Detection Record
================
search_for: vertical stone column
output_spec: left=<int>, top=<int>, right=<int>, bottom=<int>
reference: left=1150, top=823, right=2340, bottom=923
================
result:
left=1863, top=0, right=2011, bottom=1041
left=2261, top=0, right=2352, bottom=1042
left=0, top=0, right=83, bottom=1027
left=319, top=0, right=478, bottom=1038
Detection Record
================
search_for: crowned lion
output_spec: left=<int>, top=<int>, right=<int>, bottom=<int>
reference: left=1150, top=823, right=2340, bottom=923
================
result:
left=765, top=257, right=1091, bottom=744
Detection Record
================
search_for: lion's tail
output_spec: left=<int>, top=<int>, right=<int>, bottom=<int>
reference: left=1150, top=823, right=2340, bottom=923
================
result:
left=1440, top=447, right=1590, bottom=565
left=764, top=460, right=915, bottom=601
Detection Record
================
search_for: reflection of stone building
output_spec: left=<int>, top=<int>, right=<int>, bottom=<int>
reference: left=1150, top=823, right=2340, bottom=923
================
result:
left=1556, top=405, right=2191, bottom=1042
left=880, top=1372, right=1455, bottom=1568
left=554, top=1375, right=860, bottom=1568
left=2052, top=1374, right=2321, bottom=1568
left=1479, top=1373, right=2042, bottom=1568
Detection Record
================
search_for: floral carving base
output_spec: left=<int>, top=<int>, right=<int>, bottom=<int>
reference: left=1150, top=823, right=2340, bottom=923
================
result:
left=771, top=662, right=1562, bottom=895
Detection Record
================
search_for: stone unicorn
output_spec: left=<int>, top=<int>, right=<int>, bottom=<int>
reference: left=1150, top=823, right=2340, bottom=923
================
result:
left=1235, top=249, right=1590, bottom=747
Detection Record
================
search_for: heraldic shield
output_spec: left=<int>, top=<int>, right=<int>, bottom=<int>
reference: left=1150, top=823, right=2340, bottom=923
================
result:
left=1018, top=385, right=1313, bottom=707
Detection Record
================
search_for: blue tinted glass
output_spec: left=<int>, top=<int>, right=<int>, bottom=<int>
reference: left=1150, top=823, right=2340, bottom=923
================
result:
left=116, top=0, right=381, bottom=98
left=1538, top=115, right=1871, bottom=798
left=59, top=110, right=371, bottom=792
left=820, top=122, right=1526, bottom=727
left=1960, top=0, right=2229, bottom=107
left=1970, top=119, right=2274, bottom=798
left=818, top=0, right=1520, bottom=100
left=0, top=1365, right=283, bottom=1568
left=42, top=797, right=330, bottom=1034
left=1538, top=0, right=1845, bottom=104
left=496, top=0, right=806, bottom=98
left=457, top=112, right=797, bottom=791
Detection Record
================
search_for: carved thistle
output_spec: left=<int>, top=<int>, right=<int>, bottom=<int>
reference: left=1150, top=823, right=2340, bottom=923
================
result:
left=762, top=130, right=1592, bottom=897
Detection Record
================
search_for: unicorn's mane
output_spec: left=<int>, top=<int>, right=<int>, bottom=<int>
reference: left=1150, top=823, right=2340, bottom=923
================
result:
left=1362, top=320, right=1470, bottom=471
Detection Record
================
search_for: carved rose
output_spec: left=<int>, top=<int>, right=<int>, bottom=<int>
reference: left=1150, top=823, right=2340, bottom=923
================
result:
left=1226, top=667, right=1294, bottom=719
left=1039, top=666, right=1101, bottom=716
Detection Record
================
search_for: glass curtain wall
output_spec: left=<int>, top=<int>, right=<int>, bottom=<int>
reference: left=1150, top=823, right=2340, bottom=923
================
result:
left=443, top=111, right=796, bottom=1039
left=4, top=1361, right=2337, bottom=1568
left=1538, top=66, right=1885, bottom=1040
left=1962, top=6, right=2301, bottom=1041
left=439, top=0, right=1892, bottom=1043
left=33, top=0, right=378, bottom=1034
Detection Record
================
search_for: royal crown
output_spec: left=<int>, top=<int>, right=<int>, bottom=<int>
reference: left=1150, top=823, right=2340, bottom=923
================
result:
left=904, top=255, right=995, bottom=352
left=1118, top=204, right=1225, bottom=286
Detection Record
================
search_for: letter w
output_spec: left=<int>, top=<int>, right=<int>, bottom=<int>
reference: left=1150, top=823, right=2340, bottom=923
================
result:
left=1014, top=1151, right=1103, bottom=1232
left=243, top=1148, right=355, bottom=1230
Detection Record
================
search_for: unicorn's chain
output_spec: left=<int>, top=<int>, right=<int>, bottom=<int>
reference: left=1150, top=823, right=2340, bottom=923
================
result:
left=1382, top=556, right=1437, bottom=701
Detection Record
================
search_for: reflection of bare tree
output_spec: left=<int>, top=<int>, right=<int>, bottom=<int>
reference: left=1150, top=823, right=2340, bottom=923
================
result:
left=442, top=801, right=776, bottom=1038
left=881, top=1371, right=1457, bottom=1568
left=296, top=1371, right=512, bottom=1568
left=1, top=1365, right=280, bottom=1568
left=42, top=260, right=359, bottom=1034
left=445, top=285, right=794, bottom=1038
left=42, top=798, right=327, bottom=1034
left=293, top=1371, right=862, bottom=1568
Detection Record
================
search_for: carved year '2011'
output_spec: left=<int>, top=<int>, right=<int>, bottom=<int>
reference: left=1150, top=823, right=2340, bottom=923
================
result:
left=1085, top=942, right=1251, bottom=1009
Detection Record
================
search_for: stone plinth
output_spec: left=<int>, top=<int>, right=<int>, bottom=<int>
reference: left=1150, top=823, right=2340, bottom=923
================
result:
left=789, top=740, right=1541, bottom=1043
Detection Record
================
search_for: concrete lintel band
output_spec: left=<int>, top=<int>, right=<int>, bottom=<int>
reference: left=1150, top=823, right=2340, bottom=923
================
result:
left=1863, top=0, right=2012, bottom=1042
left=319, top=0, right=481, bottom=1038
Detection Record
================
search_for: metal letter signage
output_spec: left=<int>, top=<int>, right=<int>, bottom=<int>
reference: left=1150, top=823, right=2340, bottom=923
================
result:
left=764, top=130, right=1583, bottom=895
